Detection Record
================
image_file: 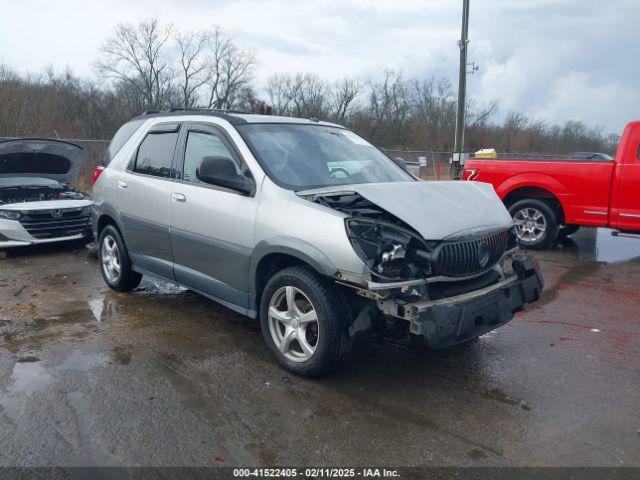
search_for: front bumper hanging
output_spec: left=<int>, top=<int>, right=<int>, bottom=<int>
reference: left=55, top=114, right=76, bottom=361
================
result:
left=377, top=254, right=543, bottom=348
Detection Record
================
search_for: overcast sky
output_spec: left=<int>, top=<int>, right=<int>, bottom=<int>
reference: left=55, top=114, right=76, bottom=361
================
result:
left=1, top=0, right=638, bottom=133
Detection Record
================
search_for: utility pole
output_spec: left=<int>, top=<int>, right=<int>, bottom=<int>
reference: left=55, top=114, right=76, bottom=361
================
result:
left=452, top=0, right=470, bottom=179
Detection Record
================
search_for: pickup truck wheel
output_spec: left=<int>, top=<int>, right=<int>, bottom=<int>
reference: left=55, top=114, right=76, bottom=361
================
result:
left=99, top=225, right=142, bottom=292
left=509, top=199, right=559, bottom=249
left=259, top=266, right=351, bottom=377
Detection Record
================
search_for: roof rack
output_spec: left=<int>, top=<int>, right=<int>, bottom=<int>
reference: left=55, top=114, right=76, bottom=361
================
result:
left=136, top=107, right=251, bottom=124
left=142, top=107, right=250, bottom=115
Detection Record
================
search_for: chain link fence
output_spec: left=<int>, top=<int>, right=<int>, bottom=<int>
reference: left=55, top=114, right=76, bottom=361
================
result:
left=380, top=149, right=453, bottom=180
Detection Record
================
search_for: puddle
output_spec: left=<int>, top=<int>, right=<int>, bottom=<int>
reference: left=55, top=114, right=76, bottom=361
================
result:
left=58, top=349, right=109, bottom=372
left=0, top=349, right=109, bottom=421
left=7, top=360, right=53, bottom=394
left=88, top=297, right=104, bottom=322
left=557, top=227, right=640, bottom=263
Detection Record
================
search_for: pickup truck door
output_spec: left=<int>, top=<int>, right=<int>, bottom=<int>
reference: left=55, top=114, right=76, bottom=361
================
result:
left=169, top=122, right=257, bottom=313
left=612, top=124, right=640, bottom=231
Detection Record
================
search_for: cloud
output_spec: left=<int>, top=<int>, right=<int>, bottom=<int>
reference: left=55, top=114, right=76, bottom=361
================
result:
left=0, top=0, right=637, bottom=132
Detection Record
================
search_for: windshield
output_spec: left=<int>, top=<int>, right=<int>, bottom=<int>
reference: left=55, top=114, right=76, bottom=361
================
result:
left=237, top=124, right=413, bottom=190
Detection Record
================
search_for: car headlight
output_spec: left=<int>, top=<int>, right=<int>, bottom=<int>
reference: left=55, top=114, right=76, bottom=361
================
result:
left=81, top=205, right=92, bottom=216
left=345, top=218, right=432, bottom=280
left=0, top=209, right=21, bottom=220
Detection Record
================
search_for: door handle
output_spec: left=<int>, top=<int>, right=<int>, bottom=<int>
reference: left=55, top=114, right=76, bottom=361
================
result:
left=172, top=193, right=186, bottom=203
left=117, top=180, right=127, bottom=189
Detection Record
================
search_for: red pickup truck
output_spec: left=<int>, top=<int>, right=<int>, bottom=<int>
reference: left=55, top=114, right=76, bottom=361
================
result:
left=462, top=120, right=640, bottom=249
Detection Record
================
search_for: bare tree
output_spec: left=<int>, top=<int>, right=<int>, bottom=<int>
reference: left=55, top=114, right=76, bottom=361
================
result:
left=97, top=19, right=174, bottom=109
left=175, top=30, right=210, bottom=108
left=266, top=73, right=330, bottom=119
left=330, top=78, right=361, bottom=121
left=203, top=28, right=255, bottom=110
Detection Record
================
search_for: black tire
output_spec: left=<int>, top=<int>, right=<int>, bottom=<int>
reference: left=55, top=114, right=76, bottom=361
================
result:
left=557, top=224, right=579, bottom=239
left=508, top=199, right=559, bottom=250
left=98, top=225, right=142, bottom=292
left=259, top=266, right=352, bottom=377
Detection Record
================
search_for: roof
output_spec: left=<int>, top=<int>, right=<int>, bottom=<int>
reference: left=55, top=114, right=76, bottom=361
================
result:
left=133, top=108, right=342, bottom=128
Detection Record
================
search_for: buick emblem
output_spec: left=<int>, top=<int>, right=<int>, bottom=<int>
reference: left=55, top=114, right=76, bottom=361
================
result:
left=477, top=241, right=490, bottom=267
left=51, top=209, right=63, bottom=218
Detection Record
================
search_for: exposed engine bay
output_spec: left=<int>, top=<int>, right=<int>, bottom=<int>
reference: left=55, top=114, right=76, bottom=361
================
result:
left=0, top=181, right=88, bottom=205
left=312, top=191, right=517, bottom=286
left=315, top=193, right=433, bottom=281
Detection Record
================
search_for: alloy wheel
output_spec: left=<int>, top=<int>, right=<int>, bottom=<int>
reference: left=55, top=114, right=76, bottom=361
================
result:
left=267, top=286, right=319, bottom=362
left=513, top=207, right=547, bottom=243
left=101, top=234, right=121, bottom=283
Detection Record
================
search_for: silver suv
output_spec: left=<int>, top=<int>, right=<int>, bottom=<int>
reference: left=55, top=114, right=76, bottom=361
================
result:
left=92, top=109, right=543, bottom=376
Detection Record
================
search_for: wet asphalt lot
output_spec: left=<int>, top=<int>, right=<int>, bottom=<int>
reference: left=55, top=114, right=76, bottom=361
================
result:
left=0, top=228, right=638, bottom=467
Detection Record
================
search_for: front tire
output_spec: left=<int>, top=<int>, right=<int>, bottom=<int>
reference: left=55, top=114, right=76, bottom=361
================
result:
left=259, top=266, right=351, bottom=377
left=509, top=199, right=559, bottom=250
left=98, top=225, right=142, bottom=292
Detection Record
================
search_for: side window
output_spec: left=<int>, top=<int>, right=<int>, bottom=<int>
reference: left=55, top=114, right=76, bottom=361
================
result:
left=133, top=132, right=179, bottom=178
left=183, top=130, right=240, bottom=184
left=102, top=119, right=145, bottom=166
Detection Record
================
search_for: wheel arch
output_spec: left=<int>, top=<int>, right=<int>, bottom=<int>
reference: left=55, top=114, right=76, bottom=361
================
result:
left=96, top=213, right=122, bottom=237
left=250, top=238, right=339, bottom=305
left=501, top=178, right=567, bottom=224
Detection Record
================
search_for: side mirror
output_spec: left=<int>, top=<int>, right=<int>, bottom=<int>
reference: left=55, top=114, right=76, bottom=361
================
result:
left=196, top=156, right=254, bottom=195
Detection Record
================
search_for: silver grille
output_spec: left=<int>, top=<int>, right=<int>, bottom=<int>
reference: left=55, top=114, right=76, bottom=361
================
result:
left=433, top=229, right=509, bottom=277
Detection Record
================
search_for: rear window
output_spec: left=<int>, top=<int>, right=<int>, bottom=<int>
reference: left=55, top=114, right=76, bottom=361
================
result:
left=132, top=132, right=179, bottom=178
left=0, top=153, right=70, bottom=174
left=102, top=119, right=145, bottom=166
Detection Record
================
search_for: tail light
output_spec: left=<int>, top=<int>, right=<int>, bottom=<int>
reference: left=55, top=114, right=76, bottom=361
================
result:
left=462, top=168, right=478, bottom=181
left=92, top=166, right=105, bottom=185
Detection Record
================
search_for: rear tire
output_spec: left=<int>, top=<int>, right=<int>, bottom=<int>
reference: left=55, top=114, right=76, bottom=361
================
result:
left=259, top=266, right=351, bottom=377
left=98, top=225, right=142, bottom=292
left=509, top=199, right=559, bottom=250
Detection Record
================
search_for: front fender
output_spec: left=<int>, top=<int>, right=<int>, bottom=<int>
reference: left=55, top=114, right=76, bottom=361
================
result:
left=249, top=236, right=339, bottom=296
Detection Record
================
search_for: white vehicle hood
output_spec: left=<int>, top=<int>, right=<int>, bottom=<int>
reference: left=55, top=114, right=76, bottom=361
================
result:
left=0, top=199, right=92, bottom=211
left=0, top=138, right=86, bottom=184
left=299, top=181, right=513, bottom=240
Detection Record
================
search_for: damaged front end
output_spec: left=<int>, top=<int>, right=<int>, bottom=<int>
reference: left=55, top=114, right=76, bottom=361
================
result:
left=309, top=189, right=543, bottom=347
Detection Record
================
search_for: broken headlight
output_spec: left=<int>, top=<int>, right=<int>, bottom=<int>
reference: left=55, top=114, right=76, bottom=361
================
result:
left=0, top=209, right=21, bottom=220
left=345, top=218, right=432, bottom=281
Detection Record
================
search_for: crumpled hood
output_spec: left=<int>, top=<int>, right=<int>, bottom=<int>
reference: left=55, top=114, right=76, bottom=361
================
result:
left=0, top=138, right=86, bottom=184
left=299, top=181, right=513, bottom=240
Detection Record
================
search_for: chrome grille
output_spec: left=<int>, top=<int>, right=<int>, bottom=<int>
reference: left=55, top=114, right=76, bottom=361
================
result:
left=433, top=229, right=509, bottom=277
left=19, top=208, right=90, bottom=239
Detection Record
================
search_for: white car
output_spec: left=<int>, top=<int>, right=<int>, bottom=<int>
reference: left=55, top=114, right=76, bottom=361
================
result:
left=0, top=138, right=92, bottom=248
